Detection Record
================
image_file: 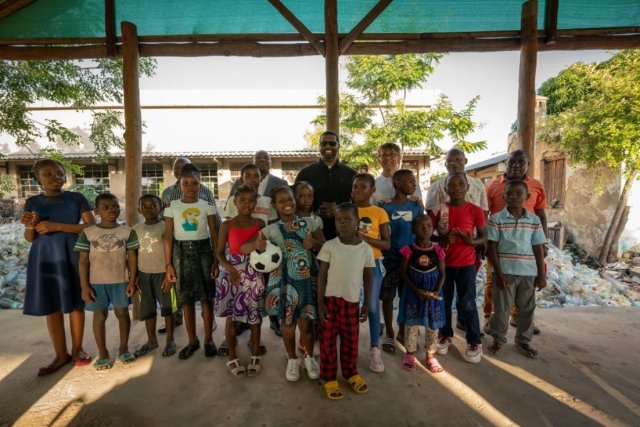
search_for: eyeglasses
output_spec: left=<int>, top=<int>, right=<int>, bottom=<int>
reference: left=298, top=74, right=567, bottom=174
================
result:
left=320, top=140, right=338, bottom=147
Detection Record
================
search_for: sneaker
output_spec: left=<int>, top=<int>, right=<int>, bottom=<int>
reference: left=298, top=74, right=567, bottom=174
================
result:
left=302, top=355, right=320, bottom=380
left=369, top=347, right=385, bottom=373
left=463, top=343, right=483, bottom=363
left=435, top=336, right=452, bottom=355
left=285, top=358, right=301, bottom=382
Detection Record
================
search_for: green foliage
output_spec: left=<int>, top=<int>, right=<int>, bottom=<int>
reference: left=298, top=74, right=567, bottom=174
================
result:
left=538, top=50, right=640, bottom=180
left=309, top=54, right=485, bottom=170
left=68, top=184, right=98, bottom=204
left=0, top=58, right=156, bottom=161
left=0, top=175, right=16, bottom=199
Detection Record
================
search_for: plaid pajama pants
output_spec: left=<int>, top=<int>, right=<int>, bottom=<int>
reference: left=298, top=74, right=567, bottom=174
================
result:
left=320, top=296, right=360, bottom=381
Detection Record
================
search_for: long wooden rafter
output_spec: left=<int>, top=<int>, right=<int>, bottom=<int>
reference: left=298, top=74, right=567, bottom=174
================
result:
left=0, top=0, right=35, bottom=19
left=339, top=0, right=394, bottom=54
left=267, top=0, right=325, bottom=56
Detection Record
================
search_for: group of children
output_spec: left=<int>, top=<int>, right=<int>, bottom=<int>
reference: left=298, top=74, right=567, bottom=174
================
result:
left=21, top=144, right=547, bottom=400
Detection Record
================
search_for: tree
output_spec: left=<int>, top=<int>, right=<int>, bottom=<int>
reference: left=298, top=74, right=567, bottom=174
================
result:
left=309, top=54, right=486, bottom=169
left=538, top=49, right=640, bottom=265
left=0, top=58, right=156, bottom=163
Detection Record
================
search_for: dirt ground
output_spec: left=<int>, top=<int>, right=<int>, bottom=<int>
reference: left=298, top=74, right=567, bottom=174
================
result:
left=0, top=307, right=639, bottom=427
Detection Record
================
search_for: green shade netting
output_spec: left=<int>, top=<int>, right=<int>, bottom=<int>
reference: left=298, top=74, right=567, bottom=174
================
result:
left=0, top=0, right=638, bottom=40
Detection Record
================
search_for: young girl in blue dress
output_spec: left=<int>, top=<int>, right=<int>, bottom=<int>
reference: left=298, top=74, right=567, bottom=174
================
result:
left=398, top=214, right=446, bottom=374
left=21, top=159, right=96, bottom=376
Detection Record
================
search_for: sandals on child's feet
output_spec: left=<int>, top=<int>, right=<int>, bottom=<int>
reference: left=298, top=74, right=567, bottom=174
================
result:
left=247, top=339, right=267, bottom=356
left=347, top=374, right=369, bottom=394
left=94, top=358, right=113, bottom=371
left=247, top=356, right=261, bottom=377
left=162, top=343, right=177, bottom=357
left=226, top=359, right=246, bottom=377
left=217, top=340, right=228, bottom=357
left=402, top=354, right=416, bottom=371
left=488, top=341, right=502, bottom=355
left=426, top=357, right=444, bottom=374
left=323, top=380, right=343, bottom=400
left=516, top=342, right=539, bottom=359
left=118, top=352, right=136, bottom=365
left=382, top=336, right=395, bottom=354
left=134, top=344, right=157, bottom=358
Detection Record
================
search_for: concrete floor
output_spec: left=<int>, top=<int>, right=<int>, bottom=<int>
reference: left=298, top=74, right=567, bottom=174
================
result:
left=0, top=307, right=639, bottom=427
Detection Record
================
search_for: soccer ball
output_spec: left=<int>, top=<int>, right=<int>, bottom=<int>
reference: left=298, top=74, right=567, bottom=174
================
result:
left=249, top=240, right=282, bottom=273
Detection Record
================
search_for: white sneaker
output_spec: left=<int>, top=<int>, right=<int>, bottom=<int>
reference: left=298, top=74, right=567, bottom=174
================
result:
left=369, top=347, right=385, bottom=373
left=285, top=358, right=301, bottom=382
left=463, top=343, right=483, bottom=363
left=302, top=355, right=320, bottom=380
left=436, top=336, right=452, bottom=355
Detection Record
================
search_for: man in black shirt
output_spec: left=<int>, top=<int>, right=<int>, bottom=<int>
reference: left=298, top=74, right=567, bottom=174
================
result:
left=295, top=131, right=356, bottom=239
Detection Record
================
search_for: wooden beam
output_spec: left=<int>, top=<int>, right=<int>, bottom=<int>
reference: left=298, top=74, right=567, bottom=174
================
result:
left=345, top=38, right=522, bottom=54
left=121, top=22, right=142, bottom=227
left=0, top=45, right=109, bottom=60
left=545, top=0, right=559, bottom=44
left=517, top=0, right=538, bottom=175
left=339, top=0, right=394, bottom=54
left=105, top=0, right=117, bottom=57
left=0, top=0, right=35, bottom=19
left=325, top=0, right=340, bottom=134
left=138, top=42, right=319, bottom=57
left=268, top=0, right=325, bottom=56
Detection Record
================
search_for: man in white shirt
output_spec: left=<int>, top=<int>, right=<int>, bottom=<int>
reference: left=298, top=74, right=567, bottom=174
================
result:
left=228, top=150, right=289, bottom=199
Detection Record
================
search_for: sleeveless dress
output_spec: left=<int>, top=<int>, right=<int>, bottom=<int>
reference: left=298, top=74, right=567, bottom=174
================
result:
left=23, top=192, right=91, bottom=316
left=264, top=218, right=318, bottom=325
left=397, top=243, right=446, bottom=329
left=214, top=220, right=264, bottom=325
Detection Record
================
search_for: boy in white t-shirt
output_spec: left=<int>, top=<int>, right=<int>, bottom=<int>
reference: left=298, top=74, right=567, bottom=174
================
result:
left=317, top=203, right=375, bottom=400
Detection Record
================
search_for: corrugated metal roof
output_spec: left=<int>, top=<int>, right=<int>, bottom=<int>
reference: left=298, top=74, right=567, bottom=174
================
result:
left=465, top=152, right=507, bottom=171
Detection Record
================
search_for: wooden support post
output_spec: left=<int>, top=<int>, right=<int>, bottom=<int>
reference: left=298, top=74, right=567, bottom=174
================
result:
left=325, top=0, right=339, bottom=135
left=121, top=21, right=142, bottom=226
left=105, top=0, right=117, bottom=57
left=545, top=0, right=559, bottom=44
left=517, top=0, right=538, bottom=175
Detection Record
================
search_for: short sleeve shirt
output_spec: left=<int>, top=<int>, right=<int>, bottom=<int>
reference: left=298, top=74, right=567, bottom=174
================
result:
left=357, top=205, right=389, bottom=259
left=224, top=195, right=277, bottom=224
left=133, top=221, right=165, bottom=274
left=75, top=224, right=139, bottom=284
left=301, top=213, right=323, bottom=232
left=425, top=175, right=488, bottom=212
left=379, top=199, right=423, bottom=260
left=164, top=199, right=216, bottom=241
left=430, top=202, right=485, bottom=267
left=372, top=174, right=422, bottom=205
left=486, top=175, right=547, bottom=215
left=317, top=238, right=375, bottom=303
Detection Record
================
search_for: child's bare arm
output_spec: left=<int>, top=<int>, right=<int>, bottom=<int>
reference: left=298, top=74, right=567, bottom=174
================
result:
left=78, top=252, right=94, bottom=303
left=533, top=243, right=546, bottom=289
left=207, top=214, right=219, bottom=277
left=312, top=228, right=326, bottom=245
left=126, top=249, right=137, bottom=296
left=359, top=222, right=391, bottom=251
left=163, top=217, right=176, bottom=284
left=487, top=240, right=508, bottom=289
left=433, top=259, right=446, bottom=296
left=360, top=267, right=373, bottom=322
left=239, top=231, right=267, bottom=255
left=317, top=261, right=329, bottom=323
left=399, top=257, right=423, bottom=298
left=216, top=222, right=241, bottom=284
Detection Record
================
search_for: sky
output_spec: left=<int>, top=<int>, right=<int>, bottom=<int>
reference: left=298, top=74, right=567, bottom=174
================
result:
left=3, top=49, right=615, bottom=165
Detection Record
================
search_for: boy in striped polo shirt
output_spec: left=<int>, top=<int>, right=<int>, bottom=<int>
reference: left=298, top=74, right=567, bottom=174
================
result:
left=486, top=180, right=546, bottom=359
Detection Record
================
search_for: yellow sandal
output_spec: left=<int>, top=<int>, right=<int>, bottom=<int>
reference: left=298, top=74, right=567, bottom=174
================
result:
left=323, top=380, right=343, bottom=400
left=347, top=374, right=369, bottom=394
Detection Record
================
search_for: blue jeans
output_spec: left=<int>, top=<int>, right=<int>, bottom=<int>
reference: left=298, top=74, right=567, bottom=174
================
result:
left=362, top=259, right=383, bottom=347
left=441, top=265, right=481, bottom=345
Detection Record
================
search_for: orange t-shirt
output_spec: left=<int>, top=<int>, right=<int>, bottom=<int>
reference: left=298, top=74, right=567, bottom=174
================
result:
left=486, top=175, right=548, bottom=215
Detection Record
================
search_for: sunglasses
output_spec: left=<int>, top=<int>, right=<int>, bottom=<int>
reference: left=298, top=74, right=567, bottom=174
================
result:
left=320, top=140, right=338, bottom=147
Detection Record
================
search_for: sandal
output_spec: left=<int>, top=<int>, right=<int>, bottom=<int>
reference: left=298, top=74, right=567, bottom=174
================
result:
left=247, top=339, right=267, bottom=356
left=179, top=339, right=200, bottom=360
left=118, top=352, right=136, bottom=365
left=381, top=336, right=395, bottom=354
left=347, top=374, right=369, bottom=394
left=516, top=342, right=539, bottom=359
left=323, top=380, right=343, bottom=400
left=402, top=354, right=416, bottom=371
left=226, top=359, right=246, bottom=377
left=94, top=358, right=113, bottom=371
left=425, top=357, right=444, bottom=374
left=162, top=342, right=177, bottom=357
left=488, top=341, right=502, bottom=355
left=37, top=355, right=72, bottom=376
left=247, top=356, right=262, bottom=377
left=134, top=344, right=157, bottom=358
left=217, top=340, right=228, bottom=357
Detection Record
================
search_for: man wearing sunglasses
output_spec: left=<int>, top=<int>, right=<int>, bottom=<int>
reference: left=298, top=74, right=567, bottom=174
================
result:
left=295, top=130, right=356, bottom=239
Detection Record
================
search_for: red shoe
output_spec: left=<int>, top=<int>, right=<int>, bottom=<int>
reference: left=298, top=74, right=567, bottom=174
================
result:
left=74, top=356, right=93, bottom=367
left=37, top=355, right=72, bottom=376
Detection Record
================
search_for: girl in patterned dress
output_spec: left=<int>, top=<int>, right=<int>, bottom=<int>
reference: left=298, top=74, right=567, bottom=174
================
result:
left=215, top=185, right=265, bottom=377
left=398, top=214, right=446, bottom=374
left=242, top=186, right=323, bottom=382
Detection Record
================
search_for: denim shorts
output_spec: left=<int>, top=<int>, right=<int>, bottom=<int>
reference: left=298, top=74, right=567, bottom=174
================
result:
left=85, top=282, right=130, bottom=311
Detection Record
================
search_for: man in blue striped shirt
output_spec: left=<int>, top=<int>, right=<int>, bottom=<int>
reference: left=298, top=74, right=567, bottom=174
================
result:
left=486, top=180, right=546, bottom=359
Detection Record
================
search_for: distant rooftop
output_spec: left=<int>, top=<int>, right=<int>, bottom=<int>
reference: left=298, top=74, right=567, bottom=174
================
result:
left=465, top=152, right=507, bottom=172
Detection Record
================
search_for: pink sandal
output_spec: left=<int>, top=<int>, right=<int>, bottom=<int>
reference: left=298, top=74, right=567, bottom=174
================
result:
left=426, top=357, right=444, bottom=374
left=402, top=354, right=416, bottom=371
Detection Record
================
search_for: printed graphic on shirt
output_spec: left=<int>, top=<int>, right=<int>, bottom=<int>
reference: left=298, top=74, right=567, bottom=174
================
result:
left=418, top=254, right=431, bottom=267
left=91, top=234, right=125, bottom=252
left=390, top=210, right=414, bottom=222
left=182, top=207, right=201, bottom=231
left=358, top=217, right=373, bottom=234
left=138, top=231, right=159, bottom=254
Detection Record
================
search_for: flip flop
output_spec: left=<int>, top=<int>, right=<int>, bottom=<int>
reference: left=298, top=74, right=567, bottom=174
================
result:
left=94, top=358, right=113, bottom=371
left=516, top=342, right=539, bottom=359
left=74, top=356, right=93, bottom=367
left=118, top=352, right=136, bottom=365
left=347, top=374, right=369, bottom=394
left=381, top=336, right=395, bottom=354
left=402, top=354, right=416, bottom=371
left=134, top=344, right=158, bottom=358
left=162, top=342, right=177, bottom=357
left=323, top=380, right=343, bottom=400
left=37, top=355, right=72, bottom=376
